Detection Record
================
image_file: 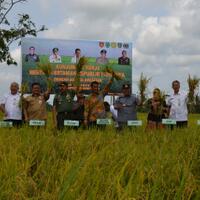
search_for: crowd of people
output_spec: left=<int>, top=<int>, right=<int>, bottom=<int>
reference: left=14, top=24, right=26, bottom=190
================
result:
left=0, top=79, right=191, bottom=131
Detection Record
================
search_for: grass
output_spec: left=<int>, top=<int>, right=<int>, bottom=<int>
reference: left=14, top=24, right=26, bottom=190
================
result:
left=0, top=113, right=200, bottom=199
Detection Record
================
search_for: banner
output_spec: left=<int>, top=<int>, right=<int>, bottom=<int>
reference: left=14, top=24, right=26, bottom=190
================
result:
left=21, top=38, right=132, bottom=94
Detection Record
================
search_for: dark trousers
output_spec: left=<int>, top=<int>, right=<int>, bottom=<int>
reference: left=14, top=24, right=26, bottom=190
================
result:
left=4, top=119, right=22, bottom=128
left=176, top=121, right=188, bottom=128
left=171, top=121, right=188, bottom=130
left=56, top=112, right=72, bottom=130
left=117, top=122, right=127, bottom=131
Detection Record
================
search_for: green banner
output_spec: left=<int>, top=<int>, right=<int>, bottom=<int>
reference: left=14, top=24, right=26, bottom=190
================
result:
left=21, top=38, right=132, bottom=94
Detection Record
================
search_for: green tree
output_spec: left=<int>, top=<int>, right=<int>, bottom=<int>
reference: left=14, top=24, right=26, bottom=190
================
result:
left=0, top=0, right=47, bottom=65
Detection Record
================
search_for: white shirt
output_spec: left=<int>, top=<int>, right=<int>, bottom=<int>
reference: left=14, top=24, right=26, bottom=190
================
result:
left=166, top=91, right=188, bottom=121
left=49, top=54, right=62, bottom=63
left=1, top=93, right=22, bottom=120
left=71, top=56, right=80, bottom=64
left=110, top=105, right=117, bottom=120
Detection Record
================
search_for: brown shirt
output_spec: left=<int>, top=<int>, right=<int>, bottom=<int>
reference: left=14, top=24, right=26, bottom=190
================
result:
left=24, top=95, right=47, bottom=120
left=84, top=92, right=106, bottom=122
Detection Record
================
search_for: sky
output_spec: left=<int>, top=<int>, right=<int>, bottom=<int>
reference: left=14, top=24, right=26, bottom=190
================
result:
left=1, top=0, right=200, bottom=98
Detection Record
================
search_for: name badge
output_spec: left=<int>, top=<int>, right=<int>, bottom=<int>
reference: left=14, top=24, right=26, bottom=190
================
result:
left=29, top=120, right=45, bottom=126
left=127, top=120, right=142, bottom=126
left=197, top=120, right=200, bottom=125
left=0, top=121, right=13, bottom=127
left=96, top=119, right=112, bottom=125
left=162, top=119, right=176, bottom=125
left=64, top=120, right=79, bottom=126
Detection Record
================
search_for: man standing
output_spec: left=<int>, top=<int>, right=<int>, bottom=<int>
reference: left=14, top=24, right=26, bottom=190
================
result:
left=52, top=82, right=75, bottom=130
left=114, top=84, right=140, bottom=130
left=23, top=82, right=50, bottom=122
left=71, top=48, right=81, bottom=64
left=166, top=80, right=188, bottom=128
left=25, top=46, right=40, bottom=62
left=0, top=82, right=22, bottom=127
left=84, top=77, right=114, bottom=127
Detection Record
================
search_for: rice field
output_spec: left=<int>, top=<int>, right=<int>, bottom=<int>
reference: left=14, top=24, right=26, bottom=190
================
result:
left=0, top=113, right=200, bottom=199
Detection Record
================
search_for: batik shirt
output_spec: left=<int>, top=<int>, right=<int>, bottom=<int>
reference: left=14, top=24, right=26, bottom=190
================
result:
left=84, top=92, right=106, bottom=122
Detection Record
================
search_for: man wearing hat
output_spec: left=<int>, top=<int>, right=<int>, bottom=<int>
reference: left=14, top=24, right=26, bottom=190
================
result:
left=49, top=47, right=62, bottom=63
left=96, top=49, right=109, bottom=65
left=114, top=83, right=140, bottom=130
left=52, top=82, right=75, bottom=130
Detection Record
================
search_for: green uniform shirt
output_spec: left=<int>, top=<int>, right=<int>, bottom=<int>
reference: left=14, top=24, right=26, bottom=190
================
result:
left=53, top=91, right=75, bottom=113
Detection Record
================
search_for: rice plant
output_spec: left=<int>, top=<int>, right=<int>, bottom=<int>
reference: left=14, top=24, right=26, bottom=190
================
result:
left=0, top=114, right=199, bottom=199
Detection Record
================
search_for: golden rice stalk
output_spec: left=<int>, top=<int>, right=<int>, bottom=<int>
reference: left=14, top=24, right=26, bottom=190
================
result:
left=138, top=73, right=151, bottom=105
left=104, top=66, right=123, bottom=81
left=37, top=62, right=53, bottom=77
left=187, top=74, right=200, bottom=92
left=187, top=74, right=200, bottom=109
left=18, top=83, right=28, bottom=108
left=76, top=56, right=88, bottom=73
left=37, top=63, right=54, bottom=90
left=19, top=82, right=28, bottom=94
left=75, top=57, right=88, bottom=88
left=47, top=78, right=54, bottom=90
left=138, top=73, right=151, bottom=93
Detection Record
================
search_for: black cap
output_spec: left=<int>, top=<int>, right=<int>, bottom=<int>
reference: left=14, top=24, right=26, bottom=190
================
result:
left=122, top=83, right=131, bottom=89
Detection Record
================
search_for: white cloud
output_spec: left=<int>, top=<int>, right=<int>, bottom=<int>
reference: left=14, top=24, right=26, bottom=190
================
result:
left=166, top=54, right=200, bottom=66
left=1, top=0, right=200, bottom=97
left=44, top=17, right=79, bottom=39
left=136, top=16, right=182, bottom=55
left=20, top=0, right=200, bottom=96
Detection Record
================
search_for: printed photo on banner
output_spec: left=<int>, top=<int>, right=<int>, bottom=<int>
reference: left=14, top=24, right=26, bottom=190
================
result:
left=21, top=38, right=132, bottom=94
